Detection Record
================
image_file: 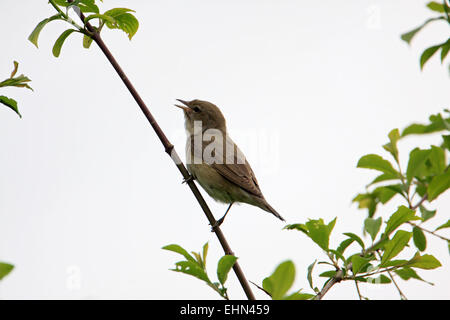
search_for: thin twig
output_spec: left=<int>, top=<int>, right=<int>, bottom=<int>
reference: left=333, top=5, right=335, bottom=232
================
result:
left=313, top=269, right=344, bottom=300
left=62, top=0, right=255, bottom=300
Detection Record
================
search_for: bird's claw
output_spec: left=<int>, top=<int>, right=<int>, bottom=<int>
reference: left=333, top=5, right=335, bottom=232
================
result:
left=210, top=218, right=224, bottom=232
left=182, top=175, right=195, bottom=184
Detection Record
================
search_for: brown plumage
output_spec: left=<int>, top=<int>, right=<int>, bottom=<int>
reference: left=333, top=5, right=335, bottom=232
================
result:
left=175, top=99, right=285, bottom=225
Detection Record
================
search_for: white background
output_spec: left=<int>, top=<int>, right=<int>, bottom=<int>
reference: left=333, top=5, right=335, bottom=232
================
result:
left=0, top=0, right=449, bottom=299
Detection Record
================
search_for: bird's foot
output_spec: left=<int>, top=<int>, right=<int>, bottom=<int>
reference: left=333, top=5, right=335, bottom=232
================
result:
left=182, top=175, right=195, bottom=184
left=210, top=217, right=225, bottom=232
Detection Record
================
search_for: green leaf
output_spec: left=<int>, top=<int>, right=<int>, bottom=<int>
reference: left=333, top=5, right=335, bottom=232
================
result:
left=428, top=170, right=450, bottom=201
left=162, top=244, right=196, bottom=263
left=364, top=217, right=382, bottom=241
left=0, top=96, right=21, bottom=118
left=427, top=145, right=446, bottom=176
left=352, top=192, right=378, bottom=217
left=420, top=44, right=443, bottom=70
left=83, top=34, right=93, bottom=49
left=383, top=129, right=400, bottom=161
left=441, top=40, right=450, bottom=62
left=402, top=113, right=450, bottom=137
left=357, top=154, right=399, bottom=176
left=367, top=172, right=399, bottom=186
left=319, top=270, right=337, bottom=278
left=103, top=8, right=139, bottom=40
left=10, top=61, right=18, bottom=78
left=0, top=263, right=14, bottom=281
left=217, top=255, right=237, bottom=285
left=442, top=135, right=450, bottom=151
left=406, top=253, right=442, bottom=270
left=426, top=1, right=445, bottom=12
left=284, top=292, right=314, bottom=300
left=419, top=205, right=436, bottom=222
left=336, top=238, right=354, bottom=255
left=374, top=185, right=402, bottom=204
left=351, top=255, right=372, bottom=274
left=28, top=14, right=63, bottom=48
left=283, top=223, right=308, bottom=234
left=406, top=148, right=432, bottom=183
left=52, top=29, right=77, bottom=57
left=343, top=232, right=365, bottom=250
left=304, top=218, right=336, bottom=251
left=400, top=17, right=445, bottom=45
left=172, top=260, right=210, bottom=283
left=385, top=206, right=420, bottom=236
left=363, top=275, right=392, bottom=285
left=412, top=227, right=427, bottom=251
left=264, top=260, right=296, bottom=300
left=435, top=219, right=450, bottom=231
left=381, top=230, right=412, bottom=266
left=306, top=260, right=317, bottom=293
left=202, top=242, right=209, bottom=266
left=395, top=267, right=433, bottom=285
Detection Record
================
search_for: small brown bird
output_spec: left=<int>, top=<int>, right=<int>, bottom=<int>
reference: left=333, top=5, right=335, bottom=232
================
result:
left=175, top=99, right=285, bottom=226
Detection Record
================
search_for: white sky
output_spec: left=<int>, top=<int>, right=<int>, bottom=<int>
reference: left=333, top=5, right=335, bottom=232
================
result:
left=0, top=0, right=449, bottom=299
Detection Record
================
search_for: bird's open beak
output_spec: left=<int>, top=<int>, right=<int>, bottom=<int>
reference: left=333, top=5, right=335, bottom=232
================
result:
left=174, top=99, right=192, bottom=112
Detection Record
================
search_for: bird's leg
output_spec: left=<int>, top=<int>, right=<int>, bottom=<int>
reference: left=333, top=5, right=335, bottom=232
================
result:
left=211, top=203, right=234, bottom=230
left=182, top=174, right=195, bottom=184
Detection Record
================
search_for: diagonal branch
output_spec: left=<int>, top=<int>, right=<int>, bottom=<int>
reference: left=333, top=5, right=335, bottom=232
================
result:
left=64, top=1, right=255, bottom=300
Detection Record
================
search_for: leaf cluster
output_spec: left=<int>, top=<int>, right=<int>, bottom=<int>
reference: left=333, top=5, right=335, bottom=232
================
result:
left=162, top=243, right=237, bottom=300
left=401, top=1, right=450, bottom=72
left=28, top=0, right=139, bottom=57
left=0, top=61, right=33, bottom=118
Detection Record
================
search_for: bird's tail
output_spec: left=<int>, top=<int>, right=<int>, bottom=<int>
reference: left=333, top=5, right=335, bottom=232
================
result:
left=258, top=198, right=285, bottom=222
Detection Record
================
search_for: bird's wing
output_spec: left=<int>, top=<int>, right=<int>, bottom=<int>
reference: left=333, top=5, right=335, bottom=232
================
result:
left=210, top=136, right=264, bottom=198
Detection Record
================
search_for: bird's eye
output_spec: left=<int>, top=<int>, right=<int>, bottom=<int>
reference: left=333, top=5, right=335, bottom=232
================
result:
left=193, top=106, right=201, bottom=112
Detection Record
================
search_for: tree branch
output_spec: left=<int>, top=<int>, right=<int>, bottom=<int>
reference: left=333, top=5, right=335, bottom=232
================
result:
left=64, top=1, right=255, bottom=300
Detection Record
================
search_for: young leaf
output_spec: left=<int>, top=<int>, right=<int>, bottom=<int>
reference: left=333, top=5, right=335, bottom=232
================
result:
left=305, top=218, right=336, bottom=251
left=351, top=255, right=372, bottom=274
left=419, top=205, right=436, bottom=222
left=103, top=8, right=139, bottom=40
left=420, top=44, right=443, bottom=70
left=306, top=260, right=318, bottom=292
left=28, top=14, right=63, bottom=48
left=0, top=96, right=21, bottom=118
left=284, top=292, right=314, bottom=300
left=83, top=34, right=93, bottom=49
left=435, top=219, right=450, bottom=231
left=406, top=148, right=432, bottom=183
left=364, top=217, right=382, bottom=241
left=412, top=227, right=427, bottom=251
left=427, top=170, right=450, bottom=201
left=395, top=267, right=433, bottom=285
left=441, top=40, right=450, bottom=63
left=162, top=244, right=196, bottom=263
left=385, top=206, right=420, bottom=236
left=402, top=113, right=450, bottom=137
left=400, top=17, right=445, bottom=45
left=383, top=129, right=400, bottom=161
left=172, top=260, right=210, bottom=283
left=406, top=253, right=442, bottom=270
left=217, top=255, right=237, bottom=285
left=357, top=154, right=399, bottom=176
left=0, top=263, right=14, bottom=280
left=381, top=230, right=412, bottom=266
left=264, top=260, right=296, bottom=300
left=52, top=29, right=78, bottom=57
left=426, top=1, right=445, bottom=12
left=343, top=232, right=365, bottom=250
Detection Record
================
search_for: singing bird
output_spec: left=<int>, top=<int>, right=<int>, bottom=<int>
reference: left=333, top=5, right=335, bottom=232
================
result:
left=175, top=99, right=285, bottom=227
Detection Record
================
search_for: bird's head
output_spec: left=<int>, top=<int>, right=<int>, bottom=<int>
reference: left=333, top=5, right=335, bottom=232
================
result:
left=175, top=99, right=226, bottom=134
